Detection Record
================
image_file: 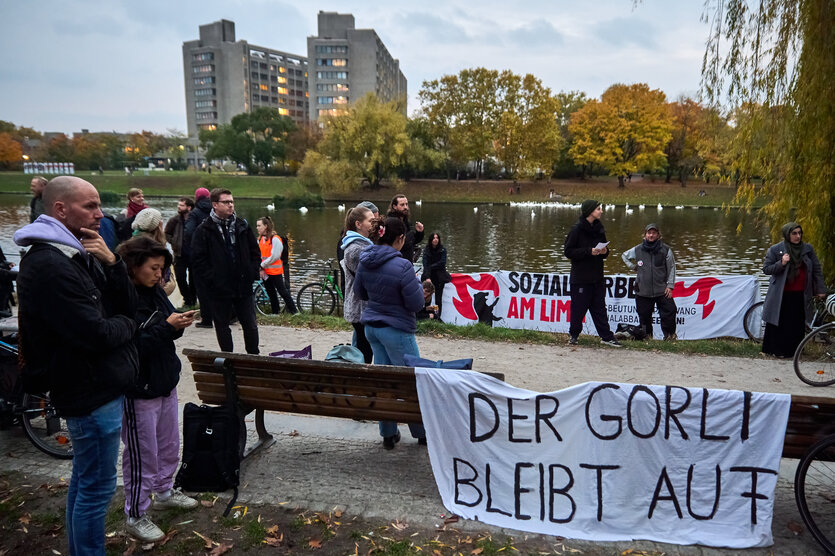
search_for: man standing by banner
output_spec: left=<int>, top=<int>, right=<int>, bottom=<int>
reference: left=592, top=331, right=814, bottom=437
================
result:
left=563, top=200, right=621, bottom=347
left=622, top=223, right=678, bottom=340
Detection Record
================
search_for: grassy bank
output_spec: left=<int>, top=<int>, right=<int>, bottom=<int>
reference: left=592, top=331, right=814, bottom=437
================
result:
left=0, top=171, right=759, bottom=207
left=258, top=312, right=765, bottom=358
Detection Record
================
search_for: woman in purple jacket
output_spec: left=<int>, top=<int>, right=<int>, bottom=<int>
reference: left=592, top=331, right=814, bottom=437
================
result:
left=353, top=216, right=427, bottom=449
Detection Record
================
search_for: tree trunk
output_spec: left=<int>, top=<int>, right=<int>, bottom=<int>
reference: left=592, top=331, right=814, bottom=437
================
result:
left=665, top=166, right=672, bottom=183
left=679, top=168, right=687, bottom=187
left=617, top=175, right=625, bottom=188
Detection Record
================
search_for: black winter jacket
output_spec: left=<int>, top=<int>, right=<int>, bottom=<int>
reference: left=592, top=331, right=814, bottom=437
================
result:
left=421, top=245, right=449, bottom=285
left=131, top=284, right=183, bottom=399
left=563, top=217, right=609, bottom=284
left=191, top=216, right=261, bottom=299
left=17, top=244, right=138, bottom=416
left=183, top=197, right=212, bottom=259
left=387, top=211, right=424, bottom=263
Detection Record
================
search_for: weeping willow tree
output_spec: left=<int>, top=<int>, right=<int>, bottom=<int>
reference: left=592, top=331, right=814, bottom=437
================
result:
left=701, top=0, right=835, bottom=283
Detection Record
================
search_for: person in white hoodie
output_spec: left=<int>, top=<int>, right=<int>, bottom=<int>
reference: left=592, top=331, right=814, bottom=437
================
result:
left=15, top=176, right=138, bottom=555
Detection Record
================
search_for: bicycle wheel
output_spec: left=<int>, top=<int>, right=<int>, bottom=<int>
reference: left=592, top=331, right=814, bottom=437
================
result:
left=252, top=282, right=274, bottom=316
left=743, top=301, right=765, bottom=342
left=794, top=323, right=835, bottom=387
left=20, top=392, right=73, bottom=459
left=795, top=433, right=835, bottom=554
left=296, top=283, right=336, bottom=315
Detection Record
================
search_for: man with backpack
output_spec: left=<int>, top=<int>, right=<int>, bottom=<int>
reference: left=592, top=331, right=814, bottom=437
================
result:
left=621, top=223, right=678, bottom=340
left=14, top=176, right=138, bottom=555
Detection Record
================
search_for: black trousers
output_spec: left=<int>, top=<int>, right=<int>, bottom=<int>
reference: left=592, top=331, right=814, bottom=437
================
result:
left=431, top=280, right=446, bottom=322
left=264, top=273, right=297, bottom=314
left=173, top=256, right=196, bottom=306
left=635, top=295, right=677, bottom=338
left=193, top=275, right=214, bottom=326
left=351, top=321, right=373, bottom=363
left=212, top=294, right=259, bottom=354
left=569, top=281, right=614, bottom=341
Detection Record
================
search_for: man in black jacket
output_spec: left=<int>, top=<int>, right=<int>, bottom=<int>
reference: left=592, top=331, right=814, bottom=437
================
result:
left=14, top=176, right=138, bottom=555
left=191, top=188, right=261, bottom=353
left=388, top=194, right=424, bottom=262
left=164, top=196, right=196, bottom=306
left=563, top=199, right=621, bottom=347
left=185, top=187, right=213, bottom=326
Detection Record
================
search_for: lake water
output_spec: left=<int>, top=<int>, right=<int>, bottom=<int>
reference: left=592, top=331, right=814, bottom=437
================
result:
left=0, top=195, right=771, bottom=293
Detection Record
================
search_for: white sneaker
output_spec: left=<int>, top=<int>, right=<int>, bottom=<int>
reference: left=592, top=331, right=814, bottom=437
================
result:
left=153, top=488, right=199, bottom=510
left=126, top=514, right=165, bottom=542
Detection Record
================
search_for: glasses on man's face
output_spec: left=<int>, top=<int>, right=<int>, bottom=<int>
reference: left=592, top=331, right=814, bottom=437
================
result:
left=217, top=200, right=235, bottom=205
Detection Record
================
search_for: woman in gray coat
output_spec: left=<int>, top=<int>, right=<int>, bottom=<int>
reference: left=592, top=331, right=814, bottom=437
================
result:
left=340, top=206, right=375, bottom=363
left=761, top=222, right=826, bottom=357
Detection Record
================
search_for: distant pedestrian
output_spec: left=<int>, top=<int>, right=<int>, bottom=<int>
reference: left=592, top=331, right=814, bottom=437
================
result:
left=354, top=216, right=426, bottom=448
left=117, top=188, right=148, bottom=242
left=191, top=188, right=261, bottom=353
left=29, top=176, right=47, bottom=223
left=761, top=222, right=826, bottom=357
left=164, top=197, right=196, bottom=306
left=622, top=223, right=678, bottom=340
left=256, top=215, right=297, bottom=314
left=563, top=199, right=621, bottom=347
left=421, top=232, right=451, bottom=321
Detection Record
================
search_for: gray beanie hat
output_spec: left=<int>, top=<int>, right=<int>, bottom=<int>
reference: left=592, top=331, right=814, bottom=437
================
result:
left=357, top=201, right=379, bottom=214
left=580, top=199, right=600, bottom=218
left=132, top=207, right=163, bottom=232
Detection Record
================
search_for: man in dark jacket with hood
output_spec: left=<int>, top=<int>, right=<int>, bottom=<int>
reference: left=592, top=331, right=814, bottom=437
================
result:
left=14, top=176, right=138, bottom=555
left=563, top=199, right=621, bottom=347
left=185, top=187, right=213, bottom=326
left=191, top=188, right=261, bottom=353
left=387, top=194, right=424, bottom=263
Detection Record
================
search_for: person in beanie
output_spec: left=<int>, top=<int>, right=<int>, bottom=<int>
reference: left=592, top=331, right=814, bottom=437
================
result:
left=132, top=208, right=176, bottom=296
left=622, top=223, right=678, bottom=340
left=185, top=187, right=214, bottom=327
left=563, top=200, right=621, bottom=347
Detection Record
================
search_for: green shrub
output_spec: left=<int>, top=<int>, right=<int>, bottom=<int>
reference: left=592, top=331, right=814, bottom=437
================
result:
left=272, top=191, right=324, bottom=208
left=98, top=190, right=121, bottom=204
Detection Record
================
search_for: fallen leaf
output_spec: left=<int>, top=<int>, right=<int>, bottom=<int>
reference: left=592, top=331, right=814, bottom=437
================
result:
left=309, top=539, right=322, bottom=549
left=51, top=551, right=62, bottom=555
left=160, top=529, right=178, bottom=546
left=334, top=509, right=343, bottom=517
left=471, top=549, right=483, bottom=555
left=208, top=543, right=234, bottom=555
left=140, top=542, right=154, bottom=551
left=265, top=525, right=280, bottom=536
left=787, top=520, right=804, bottom=535
left=288, top=430, right=299, bottom=436
left=18, top=514, right=30, bottom=525
left=443, top=515, right=459, bottom=524
left=391, top=520, right=407, bottom=531
left=123, top=542, right=137, bottom=556
left=200, top=500, right=214, bottom=507
left=263, top=537, right=282, bottom=547
left=193, top=530, right=216, bottom=549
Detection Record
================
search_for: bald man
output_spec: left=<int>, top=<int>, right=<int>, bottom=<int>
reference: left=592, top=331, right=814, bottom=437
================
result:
left=14, top=176, right=139, bottom=555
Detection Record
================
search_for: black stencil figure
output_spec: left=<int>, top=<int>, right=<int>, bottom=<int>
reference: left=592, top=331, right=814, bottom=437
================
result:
left=474, top=292, right=501, bottom=326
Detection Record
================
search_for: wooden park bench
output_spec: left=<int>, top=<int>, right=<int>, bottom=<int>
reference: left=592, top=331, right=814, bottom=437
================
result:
left=182, top=349, right=505, bottom=458
left=183, top=349, right=835, bottom=461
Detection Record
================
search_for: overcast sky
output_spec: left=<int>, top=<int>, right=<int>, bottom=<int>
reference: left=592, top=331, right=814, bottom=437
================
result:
left=0, top=0, right=709, bottom=135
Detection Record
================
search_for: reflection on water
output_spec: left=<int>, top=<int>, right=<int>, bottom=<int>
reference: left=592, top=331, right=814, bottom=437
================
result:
left=0, top=194, right=771, bottom=294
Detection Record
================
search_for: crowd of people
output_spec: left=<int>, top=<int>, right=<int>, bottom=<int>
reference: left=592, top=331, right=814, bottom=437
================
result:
left=6, top=176, right=829, bottom=551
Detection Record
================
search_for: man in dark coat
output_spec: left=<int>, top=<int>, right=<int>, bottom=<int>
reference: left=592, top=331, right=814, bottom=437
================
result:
left=164, top=196, right=196, bottom=305
left=184, top=187, right=213, bottom=326
left=563, top=199, right=621, bottom=347
left=191, top=188, right=261, bottom=353
left=14, top=176, right=138, bottom=555
left=387, top=194, right=424, bottom=263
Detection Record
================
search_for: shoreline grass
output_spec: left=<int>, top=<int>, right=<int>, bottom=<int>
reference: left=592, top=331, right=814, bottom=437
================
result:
left=257, top=312, right=765, bottom=358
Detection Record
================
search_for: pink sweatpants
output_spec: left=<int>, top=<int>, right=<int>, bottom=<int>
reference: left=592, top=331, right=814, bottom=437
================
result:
left=122, top=390, right=180, bottom=518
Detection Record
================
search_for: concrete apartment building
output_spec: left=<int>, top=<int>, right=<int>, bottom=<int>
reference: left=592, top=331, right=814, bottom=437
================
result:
left=307, top=11, right=407, bottom=120
left=181, top=12, right=406, bottom=167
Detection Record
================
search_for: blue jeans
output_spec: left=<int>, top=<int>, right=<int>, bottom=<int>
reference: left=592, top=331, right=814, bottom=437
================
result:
left=364, top=325, right=426, bottom=440
left=65, top=396, right=124, bottom=556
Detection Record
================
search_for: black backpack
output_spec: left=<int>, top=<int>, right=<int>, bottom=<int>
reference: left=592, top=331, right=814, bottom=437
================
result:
left=174, top=368, right=242, bottom=516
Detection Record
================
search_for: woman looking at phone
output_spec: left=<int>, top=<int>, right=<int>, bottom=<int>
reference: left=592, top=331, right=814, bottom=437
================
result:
left=115, top=236, right=198, bottom=542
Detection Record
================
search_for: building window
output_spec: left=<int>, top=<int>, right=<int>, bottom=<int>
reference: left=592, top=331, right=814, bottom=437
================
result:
left=192, top=52, right=214, bottom=61
left=316, top=83, right=349, bottom=92
left=278, top=108, right=289, bottom=115
left=279, top=67, right=286, bottom=74
left=195, top=88, right=216, bottom=97
left=259, top=84, right=269, bottom=91
left=318, top=108, right=344, bottom=117
left=316, top=58, right=347, bottom=67
left=199, top=124, right=217, bottom=131
left=277, top=76, right=287, bottom=84
left=315, top=45, right=348, bottom=54
left=316, top=71, right=348, bottom=79
left=196, top=112, right=217, bottom=121
left=195, top=100, right=217, bottom=108
left=193, top=64, right=214, bottom=73
left=261, top=95, right=269, bottom=101
left=193, top=76, right=216, bottom=85
left=277, top=87, right=288, bottom=95
left=260, top=73, right=268, bottom=80
left=271, top=97, right=278, bottom=104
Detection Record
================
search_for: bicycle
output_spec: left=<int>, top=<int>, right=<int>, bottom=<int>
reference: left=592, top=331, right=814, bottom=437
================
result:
left=253, top=279, right=276, bottom=316
left=296, top=259, right=343, bottom=315
left=794, top=432, right=835, bottom=553
left=744, top=301, right=765, bottom=342
left=793, top=293, right=835, bottom=386
left=0, top=339, right=73, bottom=459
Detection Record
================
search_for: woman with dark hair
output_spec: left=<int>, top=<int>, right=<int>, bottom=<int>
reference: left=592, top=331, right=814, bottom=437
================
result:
left=256, top=216, right=298, bottom=314
left=421, top=231, right=450, bottom=321
left=340, top=206, right=375, bottom=363
left=761, top=222, right=826, bottom=357
left=354, top=216, right=426, bottom=449
left=116, top=237, right=198, bottom=542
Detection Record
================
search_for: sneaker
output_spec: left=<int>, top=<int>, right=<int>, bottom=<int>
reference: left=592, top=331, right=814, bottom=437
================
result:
left=383, top=431, right=401, bottom=450
left=600, top=338, right=623, bottom=348
left=194, top=321, right=213, bottom=329
left=126, top=514, right=165, bottom=543
left=417, top=437, right=427, bottom=446
left=153, top=488, right=199, bottom=510
left=568, top=336, right=579, bottom=346
left=664, top=333, right=678, bottom=341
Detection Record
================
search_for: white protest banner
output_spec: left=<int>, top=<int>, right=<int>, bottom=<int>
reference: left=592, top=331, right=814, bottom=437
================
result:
left=416, top=370, right=791, bottom=548
left=442, top=272, right=758, bottom=339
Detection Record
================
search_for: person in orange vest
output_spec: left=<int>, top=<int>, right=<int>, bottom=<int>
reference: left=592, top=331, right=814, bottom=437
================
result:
left=256, top=216, right=298, bottom=314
